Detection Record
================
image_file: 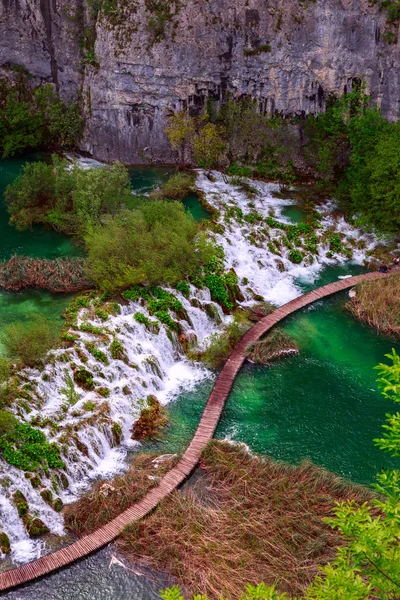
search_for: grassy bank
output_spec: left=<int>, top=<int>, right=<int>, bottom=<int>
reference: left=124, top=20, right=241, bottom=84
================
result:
left=64, top=452, right=178, bottom=536
left=117, top=441, right=374, bottom=599
left=347, top=271, right=400, bottom=337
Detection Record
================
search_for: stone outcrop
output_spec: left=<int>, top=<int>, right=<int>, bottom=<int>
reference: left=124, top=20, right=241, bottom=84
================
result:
left=1, top=0, right=399, bottom=163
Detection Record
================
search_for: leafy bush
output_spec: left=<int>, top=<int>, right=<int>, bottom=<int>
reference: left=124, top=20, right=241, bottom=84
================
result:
left=0, top=76, right=83, bottom=157
left=85, top=200, right=207, bottom=292
left=156, top=172, right=195, bottom=200
left=1, top=315, right=59, bottom=367
left=5, top=157, right=133, bottom=235
left=288, top=249, right=303, bottom=264
left=0, top=418, right=64, bottom=472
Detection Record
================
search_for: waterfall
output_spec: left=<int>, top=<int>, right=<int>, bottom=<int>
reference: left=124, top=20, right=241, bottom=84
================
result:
left=0, top=170, right=379, bottom=563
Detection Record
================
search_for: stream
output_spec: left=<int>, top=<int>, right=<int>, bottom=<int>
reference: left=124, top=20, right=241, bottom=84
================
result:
left=0, top=157, right=399, bottom=598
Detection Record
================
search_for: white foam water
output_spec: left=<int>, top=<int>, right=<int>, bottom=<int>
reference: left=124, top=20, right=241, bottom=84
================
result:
left=196, top=170, right=376, bottom=306
left=0, top=169, right=379, bottom=562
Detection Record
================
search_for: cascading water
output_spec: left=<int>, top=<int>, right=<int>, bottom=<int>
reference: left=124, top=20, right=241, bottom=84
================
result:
left=0, top=170, right=380, bottom=564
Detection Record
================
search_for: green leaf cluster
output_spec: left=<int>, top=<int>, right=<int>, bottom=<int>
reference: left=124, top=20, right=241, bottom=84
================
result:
left=0, top=76, right=83, bottom=157
left=5, top=156, right=133, bottom=236
left=0, top=411, right=64, bottom=472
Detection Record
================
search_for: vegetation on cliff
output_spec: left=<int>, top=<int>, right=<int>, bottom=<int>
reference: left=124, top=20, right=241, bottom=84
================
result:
left=0, top=70, right=83, bottom=157
left=166, top=87, right=400, bottom=235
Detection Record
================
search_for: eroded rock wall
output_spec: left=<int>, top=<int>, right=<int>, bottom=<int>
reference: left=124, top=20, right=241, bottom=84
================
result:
left=1, top=0, right=399, bottom=163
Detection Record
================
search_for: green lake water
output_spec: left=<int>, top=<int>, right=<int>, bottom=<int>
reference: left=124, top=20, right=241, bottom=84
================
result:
left=0, top=156, right=399, bottom=598
left=150, top=291, right=400, bottom=486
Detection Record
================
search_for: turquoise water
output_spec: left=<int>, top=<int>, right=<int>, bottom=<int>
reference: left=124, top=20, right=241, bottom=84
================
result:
left=0, top=159, right=207, bottom=340
left=149, top=291, right=399, bottom=486
left=0, top=157, right=397, bottom=597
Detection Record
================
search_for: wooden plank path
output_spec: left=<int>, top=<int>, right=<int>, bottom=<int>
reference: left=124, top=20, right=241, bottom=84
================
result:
left=0, top=271, right=384, bottom=592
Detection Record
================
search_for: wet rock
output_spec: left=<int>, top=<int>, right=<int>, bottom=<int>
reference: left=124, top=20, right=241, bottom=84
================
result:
left=25, top=515, right=50, bottom=538
left=40, top=489, right=53, bottom=506
left=0, top=532, right=11, bottom=554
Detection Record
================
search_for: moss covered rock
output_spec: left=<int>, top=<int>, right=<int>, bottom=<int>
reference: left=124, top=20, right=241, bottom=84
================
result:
left=40, top=489, right=53, bottom=506
left=12, top=490, right=29, bottom=517
left=131, top=396, right=168, bottom=441
left=25, top=515, right=50, bottom=537
left=111, top=422, right=122, bottom=446
left=0, top=531, right=11, bottom=554
left=52, top=498, right=63, bottom=512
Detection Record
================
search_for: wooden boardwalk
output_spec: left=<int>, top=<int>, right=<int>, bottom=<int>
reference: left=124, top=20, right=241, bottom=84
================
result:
left=0, top=272, right=383, bottom=592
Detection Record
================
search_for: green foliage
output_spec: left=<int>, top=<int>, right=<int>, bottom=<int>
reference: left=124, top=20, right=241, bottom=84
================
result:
left=145, top=0, right=179, bottom=44
left=0, top=417, right=64, bottom=472
left=176, top=281, right=190, bottom=297
left=60, top=371, right=80, bottom=406
left=165, top=112, right=225, bottom=168
left=85, top=342, right=109, bottom=365
left=5, top=157, right=133, bottom=235
left=74, top=367, right=94, bottom=391
left=288, top=249, right=303, bottom=264
left=193, top=122, right=226, bottom=169
left=0, top=76, right=83, bottom=157
left=304, top=85, right=400, bottom=234
left=110, top=339, right=126, bottom=361
left=155, top=172, right=195, bottom=200
left=201, top=313, right=251, bottom=369
left=85, top=200, right=206, bottom=292
left=161, top=584, right=287, bottom=600
left=204, top=273, right=233, bottom=310
left=1, top=315, right=59, bottom=367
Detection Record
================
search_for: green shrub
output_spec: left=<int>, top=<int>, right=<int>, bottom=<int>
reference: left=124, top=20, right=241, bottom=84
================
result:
left=0, top=76, right=83, bottom=157
left=0, top=421, right=64, bottom=472
left=156, top=172, right=195, bottom=200
left=288, top=249, right=303, bottom=264
left=85, top=201, right=206, bottom=292
left=73, top=367, right=94, bottom=391
left=1, top=315, right=59, bottom=367
left=109, top=339, right=126, bottom=361
left=85, top=342, right=109, bottom=365
left=5, top=157, right=133, bottom=235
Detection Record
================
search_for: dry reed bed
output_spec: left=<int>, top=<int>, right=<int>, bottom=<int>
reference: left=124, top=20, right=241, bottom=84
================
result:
left=64, top=453, right=178, bottom=536
left=117, top=441, right=375, bottom=599
left=0, top=256, right=92, bottom=293
left=348, top=270, right=400, bottom=337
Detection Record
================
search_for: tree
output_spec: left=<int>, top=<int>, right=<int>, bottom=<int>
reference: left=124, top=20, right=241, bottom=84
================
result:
left=5, top=157, right=134, bottom=235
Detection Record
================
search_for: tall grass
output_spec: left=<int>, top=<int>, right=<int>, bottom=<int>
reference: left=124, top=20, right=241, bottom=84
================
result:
left=246, top=328, right=299, bottom=364
left=64, top=453, right=178, bottom=536
left=347, top=271, right=400, bottom=337
left=118, top=441, right=375, bottom=599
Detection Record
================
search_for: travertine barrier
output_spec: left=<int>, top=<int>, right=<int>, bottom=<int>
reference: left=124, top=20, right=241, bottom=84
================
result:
left=0, top=272, right=383, bottom=592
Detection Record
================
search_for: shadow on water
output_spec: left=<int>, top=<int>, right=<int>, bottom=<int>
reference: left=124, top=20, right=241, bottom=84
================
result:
left=0, top=547, right=168, bottom=600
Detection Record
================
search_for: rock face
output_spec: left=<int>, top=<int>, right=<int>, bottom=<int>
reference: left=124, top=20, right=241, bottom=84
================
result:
left=1, top=0, right=399, bottom=163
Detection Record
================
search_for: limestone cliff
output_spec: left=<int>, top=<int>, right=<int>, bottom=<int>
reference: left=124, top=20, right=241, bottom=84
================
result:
left=1, top=0, right=399, bottom=163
